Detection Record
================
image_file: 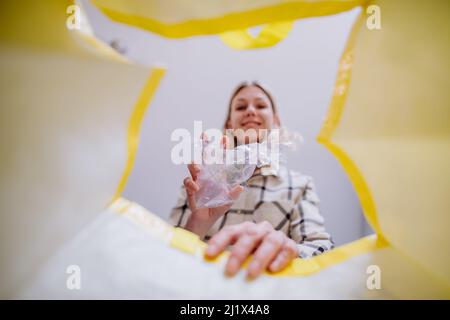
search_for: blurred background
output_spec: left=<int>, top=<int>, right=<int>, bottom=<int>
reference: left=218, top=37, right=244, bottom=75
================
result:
left=82, top=1, right=372, bottom=246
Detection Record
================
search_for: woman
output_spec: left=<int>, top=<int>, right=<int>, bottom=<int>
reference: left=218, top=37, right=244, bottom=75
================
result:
left=170, top=82, right=333, bottom=279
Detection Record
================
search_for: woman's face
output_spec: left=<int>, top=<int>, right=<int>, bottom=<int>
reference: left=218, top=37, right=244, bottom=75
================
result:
left=226, top=86, right=280, bottom=140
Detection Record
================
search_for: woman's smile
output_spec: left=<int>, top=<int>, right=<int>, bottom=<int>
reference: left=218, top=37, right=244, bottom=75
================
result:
left=241, top=119, right=262, bottom=128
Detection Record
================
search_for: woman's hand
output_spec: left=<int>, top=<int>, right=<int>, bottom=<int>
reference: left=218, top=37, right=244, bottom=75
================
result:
left=184, top=164, right=243, bottom=236
left=183, top=134, right=244, bottom=238
left=205, top=221, right=298, bottom=279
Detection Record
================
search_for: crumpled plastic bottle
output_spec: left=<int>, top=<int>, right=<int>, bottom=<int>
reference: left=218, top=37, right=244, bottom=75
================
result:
left=192, top=128, right=302, bottom=208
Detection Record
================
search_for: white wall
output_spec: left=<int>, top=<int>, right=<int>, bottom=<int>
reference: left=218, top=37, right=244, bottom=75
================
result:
left=83, top=2, right=372, bottom=246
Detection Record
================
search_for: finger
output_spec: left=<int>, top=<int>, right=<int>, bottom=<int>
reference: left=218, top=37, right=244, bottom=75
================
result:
left=247, top=231, right=285, bottom=279
left=268, top=241, right=298, bottom=273
left=200, top=132, right=211, bottom=162
left=213, top=185, right=244, bottom=214
left=225, top=224, right=271, bottom=277
left=221, top=135, right=231, bottom=149
left=200, top=132, right=209, bottom=143
left=224, top=131, right=235, bottom=149
left=183, top=177, right=199, bottom=211
left=183, top=177, right=199, bottom=195
left=228, top=185, right=244, bottom=200
left=187, top=163, right=201, bottom=180
left=205, top=224, right=243, bottom=258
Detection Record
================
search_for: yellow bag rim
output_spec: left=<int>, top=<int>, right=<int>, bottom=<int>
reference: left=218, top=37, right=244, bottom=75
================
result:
left=109, top=197, right=387, bottom=277
left=91, top=0, right=367, bottom=38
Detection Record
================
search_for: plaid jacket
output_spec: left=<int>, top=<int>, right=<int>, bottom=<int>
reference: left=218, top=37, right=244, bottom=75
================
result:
left=169, top=165, right=334, bottom=258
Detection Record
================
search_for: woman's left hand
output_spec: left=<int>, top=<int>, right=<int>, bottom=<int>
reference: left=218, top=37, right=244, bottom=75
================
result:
left=205, top=221, right=298, bottom=279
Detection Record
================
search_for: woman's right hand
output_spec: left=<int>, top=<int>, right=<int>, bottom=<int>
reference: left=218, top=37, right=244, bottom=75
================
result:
left=183, top=163, right=243, bottom=238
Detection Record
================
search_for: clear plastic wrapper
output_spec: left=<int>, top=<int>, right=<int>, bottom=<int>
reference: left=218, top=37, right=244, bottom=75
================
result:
left=194, top=129, right=302, bottom=208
